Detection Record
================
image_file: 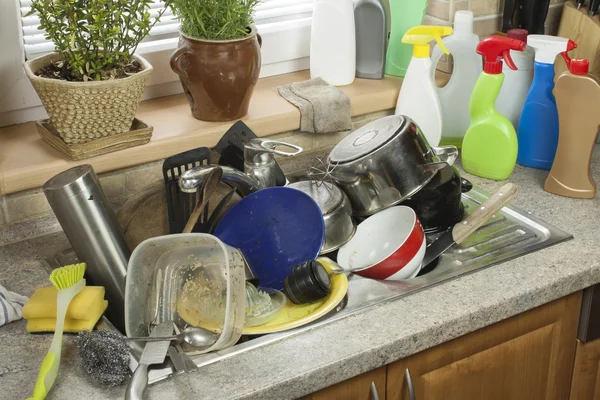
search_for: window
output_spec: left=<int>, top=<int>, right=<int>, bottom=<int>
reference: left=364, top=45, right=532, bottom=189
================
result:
left=0, top=0, right=315, bottom=127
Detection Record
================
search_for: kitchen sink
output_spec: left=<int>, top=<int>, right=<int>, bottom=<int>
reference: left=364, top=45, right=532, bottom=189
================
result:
left=37, top=184, right=572, bottom=385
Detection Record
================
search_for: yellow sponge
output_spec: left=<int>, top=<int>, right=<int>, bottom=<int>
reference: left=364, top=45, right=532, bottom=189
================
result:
left=26, top=299, right=108, bottom=333
left=23, top=286, right=105, bottom=320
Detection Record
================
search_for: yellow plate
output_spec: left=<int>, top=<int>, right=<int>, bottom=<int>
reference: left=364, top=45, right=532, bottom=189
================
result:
left=178, top=257, right=349, bottom=336
left=243, top=258, right=348, bottom=335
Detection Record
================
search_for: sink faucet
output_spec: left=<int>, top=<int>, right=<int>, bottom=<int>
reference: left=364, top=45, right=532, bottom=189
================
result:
left=179, top=165, right=260, bottom=197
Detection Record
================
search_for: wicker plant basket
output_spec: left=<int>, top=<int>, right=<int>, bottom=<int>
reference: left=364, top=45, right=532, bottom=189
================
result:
left=24, top=52, right=152, bottom=145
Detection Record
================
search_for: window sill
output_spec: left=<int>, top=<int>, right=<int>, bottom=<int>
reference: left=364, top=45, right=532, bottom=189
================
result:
left=0, top=70, right=408, bottom=195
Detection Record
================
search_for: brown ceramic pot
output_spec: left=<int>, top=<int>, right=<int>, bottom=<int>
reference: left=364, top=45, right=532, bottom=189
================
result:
left=170, top=26, right=262, bottom=122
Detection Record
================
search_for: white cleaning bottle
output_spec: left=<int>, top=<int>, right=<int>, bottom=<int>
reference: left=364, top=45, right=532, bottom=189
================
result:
left=395, top=25, right=453, bottom=146
left=431, top=11, right=481, bottom=148
left=310, top=0, right=356, bottom=86
left=496, top=29, right=534, bottom=130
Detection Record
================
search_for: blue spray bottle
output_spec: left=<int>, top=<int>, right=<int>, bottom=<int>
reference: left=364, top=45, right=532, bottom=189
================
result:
left=517, top=35, right=577, bottom=170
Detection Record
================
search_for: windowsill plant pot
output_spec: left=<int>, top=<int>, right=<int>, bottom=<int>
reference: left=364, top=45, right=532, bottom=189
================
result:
left=24, top=53, right=153, bottom=145
left=170, top=26, right=262, bottom=122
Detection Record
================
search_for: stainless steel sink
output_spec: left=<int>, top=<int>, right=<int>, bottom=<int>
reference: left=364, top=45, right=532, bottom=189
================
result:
left=37, top=185, right=572, bottom=385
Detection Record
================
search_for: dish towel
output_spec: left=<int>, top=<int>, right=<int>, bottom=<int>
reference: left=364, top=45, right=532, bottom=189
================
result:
left=278, top=77, right=352, bottom=134
left=0, top=285, right=28, bottom=327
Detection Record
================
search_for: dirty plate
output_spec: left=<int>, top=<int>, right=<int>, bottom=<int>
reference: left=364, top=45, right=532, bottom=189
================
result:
left=214, top=187, right=325, bottom=290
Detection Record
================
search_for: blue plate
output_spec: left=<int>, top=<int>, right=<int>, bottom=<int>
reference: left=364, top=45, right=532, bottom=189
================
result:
left=214, top=187, right=325, bottom=290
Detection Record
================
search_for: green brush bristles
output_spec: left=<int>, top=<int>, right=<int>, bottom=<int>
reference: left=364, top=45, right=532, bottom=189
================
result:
left=50, top=263, right=86, bottom=290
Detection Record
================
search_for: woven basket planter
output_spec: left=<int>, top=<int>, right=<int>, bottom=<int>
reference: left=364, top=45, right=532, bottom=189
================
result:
left=24, top=53, right=152, bottom=145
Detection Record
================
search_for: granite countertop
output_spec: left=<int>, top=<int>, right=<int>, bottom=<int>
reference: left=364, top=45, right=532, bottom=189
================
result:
left=1, top=153, right=600, bottom=400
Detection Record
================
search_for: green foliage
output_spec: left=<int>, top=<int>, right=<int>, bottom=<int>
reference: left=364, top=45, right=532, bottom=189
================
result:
left=170, top=0, right=260, bottom=40
left=27, top=0, right=168, bottom=81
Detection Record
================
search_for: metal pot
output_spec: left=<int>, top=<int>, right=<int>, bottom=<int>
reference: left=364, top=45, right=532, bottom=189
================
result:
left=327, top=115, right=458, bottom=216
left=287, top=181, right=356, bottom=254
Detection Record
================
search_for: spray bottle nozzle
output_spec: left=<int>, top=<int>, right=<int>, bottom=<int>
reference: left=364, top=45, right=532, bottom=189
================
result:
left=560, top=39, right=578, bottom=68
left=402, top=26, right=453, bottom=58
left=477, top=36, right=526, bottom=74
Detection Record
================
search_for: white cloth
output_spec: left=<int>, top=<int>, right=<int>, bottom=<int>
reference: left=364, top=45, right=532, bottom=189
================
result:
left=0, top=285, right=28, bottom=326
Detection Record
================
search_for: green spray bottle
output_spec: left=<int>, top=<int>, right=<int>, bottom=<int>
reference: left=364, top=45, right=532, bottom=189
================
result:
left=462, top=36, right=526, bottom=180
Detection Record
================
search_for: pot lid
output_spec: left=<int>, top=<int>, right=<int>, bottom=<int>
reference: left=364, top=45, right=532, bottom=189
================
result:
left=287, top=181, right=343, bottom=215
left=329, top=115, right=408, bottom=164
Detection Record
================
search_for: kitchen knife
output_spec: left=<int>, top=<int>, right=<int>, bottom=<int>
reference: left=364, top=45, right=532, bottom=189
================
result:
left=422, top=183, right=518, bottom=268
left=531, top=0, right=551, bottom=34
left=590, top=0, right=600, bottom=16
left=502, top=0, right=519, bottom=32
left=125, top=321, right=173, bottom=400
left=517, top=0, right=537, bottom=33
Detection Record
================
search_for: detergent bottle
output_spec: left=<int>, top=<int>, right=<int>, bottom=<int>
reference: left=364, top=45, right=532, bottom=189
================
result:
left=462, top=36, right=526, bottom=180
left=395, top=25, right=453, bottom=146
left=431, top=11, right=482, bottom=147
left=517, top=35, right=577, bottom=169
left=385, top=0, right=428, bottom=77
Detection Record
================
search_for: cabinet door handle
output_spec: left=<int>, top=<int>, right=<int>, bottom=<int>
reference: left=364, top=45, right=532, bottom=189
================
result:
left=405, top=368, right=416, bottom=400
left=370, top=381, right=380, bottom=400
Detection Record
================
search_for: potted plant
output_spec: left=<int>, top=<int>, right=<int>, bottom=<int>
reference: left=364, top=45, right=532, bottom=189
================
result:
left=169, top=0, right=262, bottom=122
left=24, top=0, right=167, bottom=145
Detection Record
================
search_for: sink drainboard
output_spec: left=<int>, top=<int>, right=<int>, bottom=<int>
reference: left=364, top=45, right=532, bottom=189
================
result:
left=39, top=185, right=572, bottom=384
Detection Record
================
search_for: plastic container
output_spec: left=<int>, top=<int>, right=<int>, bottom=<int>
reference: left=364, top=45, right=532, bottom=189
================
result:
left=310, top=0, right=356, bottom=86
left=545, top=59, right=600, bottom=198
left=517, top=35, right=577, bottom=170
left=385, top=0, right=428, bottom=77
left=462, top=36, right=526, bottom=180
left=431, top=11, right=481, bottom=148
left=395, top=25, right=453, bottom=146
left=354, top=0, right=387, bottom=79
left=125, top=233, right=246, bottom=356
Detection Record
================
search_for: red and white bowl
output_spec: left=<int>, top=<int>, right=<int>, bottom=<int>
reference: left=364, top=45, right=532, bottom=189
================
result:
left=337, top=206, right=425, bottom=280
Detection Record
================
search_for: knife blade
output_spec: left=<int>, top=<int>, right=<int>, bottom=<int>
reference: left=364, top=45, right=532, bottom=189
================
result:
left=422, top=183, right=518, bottom=268
left=125, top=321, right=173, bottom=400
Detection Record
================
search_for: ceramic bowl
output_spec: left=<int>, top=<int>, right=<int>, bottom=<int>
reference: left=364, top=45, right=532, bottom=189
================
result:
left=337, top=206, right=425, bottom=280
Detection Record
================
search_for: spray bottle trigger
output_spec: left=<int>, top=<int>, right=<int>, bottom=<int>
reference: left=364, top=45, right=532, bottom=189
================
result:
left=435, top=36, right=450, bottom=55
left=560, top=52, right=572, bottom=68
left=503, top=50, right=518, bottom=71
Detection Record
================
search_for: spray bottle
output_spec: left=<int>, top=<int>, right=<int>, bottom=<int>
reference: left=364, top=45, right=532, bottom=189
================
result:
left=517, top=35, right=577, bottom=170
left=395, top=26, right=453, bottom=146
left=462, top=36, right=526, bottom=181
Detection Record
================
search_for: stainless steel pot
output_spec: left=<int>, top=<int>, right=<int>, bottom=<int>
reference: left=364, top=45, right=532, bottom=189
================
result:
left=287, top=181, right=356, bottom=254
left=327, top=115, right=458, bottom=216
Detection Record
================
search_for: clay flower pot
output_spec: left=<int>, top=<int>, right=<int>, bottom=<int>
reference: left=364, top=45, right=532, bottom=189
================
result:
left=170, top=26, right=262, bottom=122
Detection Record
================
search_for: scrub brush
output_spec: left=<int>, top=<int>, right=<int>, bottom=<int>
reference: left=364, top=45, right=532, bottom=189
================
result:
left=28, top=263, right=86, bottom=400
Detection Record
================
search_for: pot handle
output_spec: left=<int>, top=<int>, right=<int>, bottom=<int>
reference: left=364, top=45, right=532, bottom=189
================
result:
left=257, top=33, right=263, bottom=48
left=432, top=145, right=458, bottom=166
left=170, top=47, right=191, bottom=78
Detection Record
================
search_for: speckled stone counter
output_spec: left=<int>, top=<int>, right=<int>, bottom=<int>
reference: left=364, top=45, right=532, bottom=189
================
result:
left=1, top=152, right=599, bottom=400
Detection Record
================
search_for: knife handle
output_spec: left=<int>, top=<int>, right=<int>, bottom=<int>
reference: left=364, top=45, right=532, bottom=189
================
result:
left=452, top=183, right=517, bottom=244
left=125, top=363, right=149, bottom=400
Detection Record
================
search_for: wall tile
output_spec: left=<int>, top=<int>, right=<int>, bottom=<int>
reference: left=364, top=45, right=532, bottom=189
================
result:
left=470, top=0, right=504, bottom=17
left=99, top=172, right=125, bottom=198
left=451, top=1, right=470, bottom=21
left=4, top=189, right=52, bottom=224
left=473, top=15, right=503, bottom=37
left=124, top=161, right=163, bottom=193
left=427, top=0, right=452, bottom=21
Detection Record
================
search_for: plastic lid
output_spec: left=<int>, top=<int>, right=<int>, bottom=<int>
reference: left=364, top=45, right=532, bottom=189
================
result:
left=570, top=58, right=590, bottom=75
left=507, top=28, right=528, bottom=42
left=453, top=11, right=474, bottom=37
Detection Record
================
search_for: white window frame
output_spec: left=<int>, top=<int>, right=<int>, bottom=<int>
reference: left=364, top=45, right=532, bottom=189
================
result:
left=0, top=0, right=313, bottom=128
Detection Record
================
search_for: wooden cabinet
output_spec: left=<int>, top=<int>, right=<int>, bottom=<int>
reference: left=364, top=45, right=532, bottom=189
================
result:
left=387, top=292, right=582, bottom=400
left=570, top=338, right=600, bottom=400
left=302, top=366, right=386, bottom=400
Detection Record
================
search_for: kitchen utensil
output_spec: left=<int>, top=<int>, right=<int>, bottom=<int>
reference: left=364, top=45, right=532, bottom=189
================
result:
left=502, top=0, right=518, bottom=32
left=125, top=234, right=246, bottom=356
left=517, top=0, right=537, bottom=33
left=531, top=0, right=550, bottom=34
left=175, top=344, right=198, bottom=373
left=288, top=181, right=356, bottom=254
left=180, top=258, right=348, bottom=335
left=214, top=187, right=325, bottom=290
left=590, top=0, right=600, bottom=15
left=422, top=183, right=518, bottom=268
left=214, top=120, right=287, bottom=186
left=337, top=206, right=426, bottom=280
left=327, top=115, right=458, bottom=216
left=162, top=147, right=212, bottom=234
left=245, top=284, right=287, bottom=327
left=577, top=0, right=585, bottom=9
left=167, top=346, right=185, bottom=373
left=182, top=166, right=223, bottom=233
left=206, top=187, right=237, bottom=233
left=243, top=138, right=303, bottom=188
left=284, top=259, right=332, bottom=304
left=125, top=321, right=173, bottom=400
left=124, top=326, right=218, bottom=348
left=75, top=329, right=130, bottom=387
left=29, top=264, right=86, bottom=400
left=402, top=165, right=471, bottom=233
left=43, top=165, right=129, bottom=332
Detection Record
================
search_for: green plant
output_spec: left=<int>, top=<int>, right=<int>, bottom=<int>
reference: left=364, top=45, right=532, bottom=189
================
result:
left=27, top=0, right=168, bottom=81
left=170, top=0, right=260, bottom=40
